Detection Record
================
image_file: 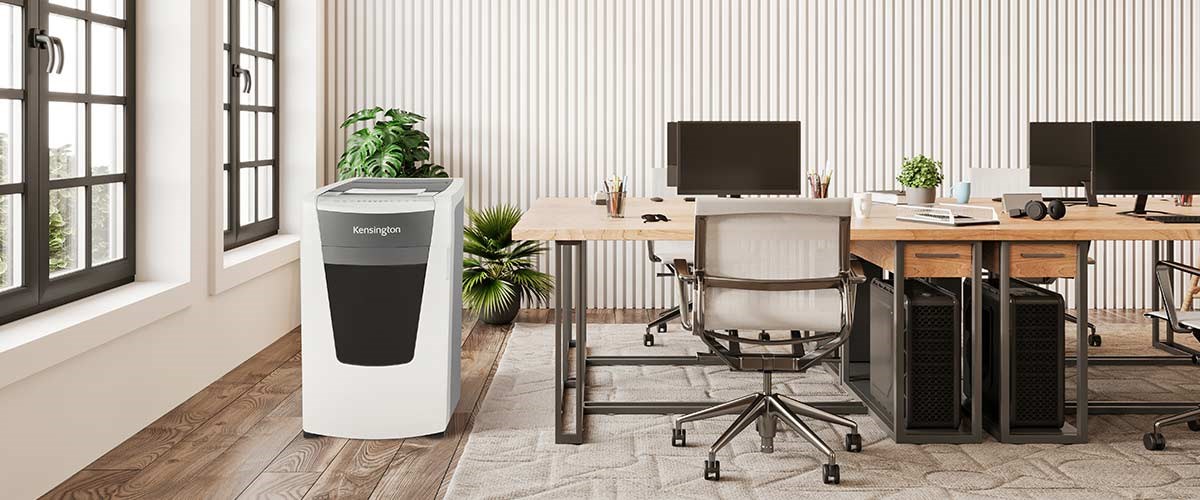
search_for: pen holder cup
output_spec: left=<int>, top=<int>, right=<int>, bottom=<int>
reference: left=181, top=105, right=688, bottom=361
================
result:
left=606, top=191, right=627, bottom=218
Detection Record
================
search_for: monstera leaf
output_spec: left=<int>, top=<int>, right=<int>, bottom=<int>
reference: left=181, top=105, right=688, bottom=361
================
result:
left=336, top=107, right=449, bottom=180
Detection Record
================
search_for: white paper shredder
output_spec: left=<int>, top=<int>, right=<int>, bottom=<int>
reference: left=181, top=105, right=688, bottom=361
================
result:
left=302, top=177, right=464, bottom=439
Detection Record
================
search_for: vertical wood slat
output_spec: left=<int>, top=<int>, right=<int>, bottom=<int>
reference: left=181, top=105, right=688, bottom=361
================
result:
left=324, top=0, right=1194, bottom=310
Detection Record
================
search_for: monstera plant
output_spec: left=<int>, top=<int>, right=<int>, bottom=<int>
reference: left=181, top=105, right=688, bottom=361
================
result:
left=462, top=205, right=554, bottom=325
left=336, top=107, right=448, bottom=180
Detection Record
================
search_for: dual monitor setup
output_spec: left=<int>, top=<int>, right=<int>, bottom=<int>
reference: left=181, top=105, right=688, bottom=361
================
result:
left=665, top=120, right=1200, bottom=221
left=1030, top=121, right=1200, bottom=217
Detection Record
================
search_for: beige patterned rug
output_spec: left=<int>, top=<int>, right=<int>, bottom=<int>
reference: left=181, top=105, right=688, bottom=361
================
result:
left=446, top=323, right=1200, bottom=498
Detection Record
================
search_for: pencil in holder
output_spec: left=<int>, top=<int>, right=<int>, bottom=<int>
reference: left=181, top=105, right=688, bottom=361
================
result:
left=606, top=191, right=627, bottom=218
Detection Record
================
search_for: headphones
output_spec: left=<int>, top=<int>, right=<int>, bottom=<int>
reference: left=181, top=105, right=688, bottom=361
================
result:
left=1010, top=199, right=1067, bottom=220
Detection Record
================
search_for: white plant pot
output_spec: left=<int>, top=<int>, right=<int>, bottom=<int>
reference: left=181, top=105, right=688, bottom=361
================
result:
left=905, top=187, right=936, bottom=205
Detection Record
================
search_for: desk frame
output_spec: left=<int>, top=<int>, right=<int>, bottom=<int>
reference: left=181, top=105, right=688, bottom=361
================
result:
left=551, top=240, right=868, bottom=445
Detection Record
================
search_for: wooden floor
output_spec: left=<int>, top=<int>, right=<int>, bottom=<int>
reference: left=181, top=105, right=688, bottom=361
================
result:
left=42, top=308, right=1156, bottom=499
left=40, top=309, right=658, bottom=500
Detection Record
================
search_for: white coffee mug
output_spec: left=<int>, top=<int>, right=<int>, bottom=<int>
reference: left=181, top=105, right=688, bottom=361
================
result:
left=852, top=192, right=873, bottom=218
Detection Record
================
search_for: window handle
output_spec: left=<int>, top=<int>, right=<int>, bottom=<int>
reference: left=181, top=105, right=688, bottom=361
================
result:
left=28, top=29, right=54, bottom=74
left=50, top=36, right=64, bottom=74
left=233, top=65, right=253, bottom=94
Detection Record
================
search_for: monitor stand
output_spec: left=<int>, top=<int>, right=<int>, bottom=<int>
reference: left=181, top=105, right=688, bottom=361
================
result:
left=1117, top=194, right=1172, bottom=217
left=1056, top=181, right=1116, bottom=207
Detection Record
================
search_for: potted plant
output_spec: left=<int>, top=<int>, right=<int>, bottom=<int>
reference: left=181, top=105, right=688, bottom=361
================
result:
left=897, top=154, right=944, bottom=205
left=463, top=205, right=554, bottom=325
left=336, top=107, right=448, bottom=179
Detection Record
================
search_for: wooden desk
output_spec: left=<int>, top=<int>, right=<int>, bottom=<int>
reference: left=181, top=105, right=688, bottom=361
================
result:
left=516, top=196, right=1200, bottom=242
left=514, top=196, right=1200, bottom=445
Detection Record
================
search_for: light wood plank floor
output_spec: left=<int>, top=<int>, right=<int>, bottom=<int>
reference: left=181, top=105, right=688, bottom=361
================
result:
left=42, top=308, right=1160, bottom=499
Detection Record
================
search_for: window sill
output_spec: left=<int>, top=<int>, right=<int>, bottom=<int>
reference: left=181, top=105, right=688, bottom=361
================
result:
left=0, top=280, right=192, bottom=390
left=213, top=233, right=301, bottom=295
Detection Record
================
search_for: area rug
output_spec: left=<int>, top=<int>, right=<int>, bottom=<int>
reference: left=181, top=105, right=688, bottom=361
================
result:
left=445, top=323, right=1200, bottom=498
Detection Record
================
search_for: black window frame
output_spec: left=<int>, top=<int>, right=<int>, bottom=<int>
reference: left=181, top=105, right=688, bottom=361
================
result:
left=223, top=0, right=279, bottom=250
left=0, top=0, right=135, bottom=326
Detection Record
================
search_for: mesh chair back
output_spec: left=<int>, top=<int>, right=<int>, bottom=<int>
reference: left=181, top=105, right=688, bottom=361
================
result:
left=695, top=198, right=851, bottom=332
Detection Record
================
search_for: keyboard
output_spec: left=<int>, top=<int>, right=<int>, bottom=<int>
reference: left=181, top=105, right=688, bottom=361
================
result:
left=1146, top=215, right=1200, bottom=224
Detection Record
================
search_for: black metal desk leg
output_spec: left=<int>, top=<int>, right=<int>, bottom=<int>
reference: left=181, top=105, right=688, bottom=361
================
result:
left=970, top=242, right=983, bottom=439
left=1075, top=241, right=1090, bottom=440
left=555, top=241, right=584, bottom=444
left=892, top=242, right=907, bottom=442
left=998, top=243, right=1012, bottom=441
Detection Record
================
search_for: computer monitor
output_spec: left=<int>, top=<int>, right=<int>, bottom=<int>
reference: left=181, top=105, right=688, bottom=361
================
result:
left=1029, top=122, right=1097, bottom=206
left=1092, top=121, right=1200, bottom=215
left=675, top=121, right=803, bottom=196
left=666, top=122, right=678, bottom=187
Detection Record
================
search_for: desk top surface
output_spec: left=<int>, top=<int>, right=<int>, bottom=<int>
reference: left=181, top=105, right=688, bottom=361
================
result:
left=512, top=196, right=1200, bottom=242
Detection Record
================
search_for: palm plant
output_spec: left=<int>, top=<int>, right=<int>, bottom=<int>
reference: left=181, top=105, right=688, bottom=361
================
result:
left=462, top=205, right=554, bottom=324
left=336, top=107, right=448, bottom=180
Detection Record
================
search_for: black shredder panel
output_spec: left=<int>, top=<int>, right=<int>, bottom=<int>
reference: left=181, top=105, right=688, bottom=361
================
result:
left=317, top=208, right=436, bottom=367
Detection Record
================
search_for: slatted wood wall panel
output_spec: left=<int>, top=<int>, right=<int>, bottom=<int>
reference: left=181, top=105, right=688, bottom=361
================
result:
left=324, top=0, right=1198, bottom=310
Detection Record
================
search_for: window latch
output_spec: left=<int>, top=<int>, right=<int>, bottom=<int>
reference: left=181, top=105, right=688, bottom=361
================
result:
left=232, top=64, right=253, bottom=94
left=29, top=29, right=62, bottom=74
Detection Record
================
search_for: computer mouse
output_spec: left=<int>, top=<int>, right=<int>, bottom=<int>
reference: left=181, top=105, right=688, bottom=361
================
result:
left=651, top=197, right=664, bottom=202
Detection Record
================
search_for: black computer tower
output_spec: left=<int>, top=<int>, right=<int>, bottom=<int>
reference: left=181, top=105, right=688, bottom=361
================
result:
left=964, top=278, right=1065, bottom=430
left=870, top=278, right=962, bottom=430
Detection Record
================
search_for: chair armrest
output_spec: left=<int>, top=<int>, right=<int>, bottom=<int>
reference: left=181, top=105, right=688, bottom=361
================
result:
left=1152, top=260, right=1200, bottom=334
left=674, top=259, right=693, bottom=278
left=1157, top=259, right=1200, bottom=277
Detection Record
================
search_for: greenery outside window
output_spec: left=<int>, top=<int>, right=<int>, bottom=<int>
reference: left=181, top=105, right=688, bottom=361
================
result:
left=0, top=0, right=134, bottom=325
left=222, top=0, right=278, bottom=249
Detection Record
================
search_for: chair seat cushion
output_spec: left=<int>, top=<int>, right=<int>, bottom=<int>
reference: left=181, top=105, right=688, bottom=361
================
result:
left=704, top=288, right=844, bottom=332
left=653, top=241, right=694, bottom=263
left=1146, top=310, right=1200, bottom=332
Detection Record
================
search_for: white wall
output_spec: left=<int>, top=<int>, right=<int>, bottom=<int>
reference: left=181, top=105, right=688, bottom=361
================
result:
left=326, top=0, right=1199, bottom=310
left=0, top=1, right=322, bottom=498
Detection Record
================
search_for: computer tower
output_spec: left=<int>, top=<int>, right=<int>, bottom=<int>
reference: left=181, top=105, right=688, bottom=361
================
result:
left=869, top=279, right=962, bottom=430
left=964, top=278, right=1065, bottom=430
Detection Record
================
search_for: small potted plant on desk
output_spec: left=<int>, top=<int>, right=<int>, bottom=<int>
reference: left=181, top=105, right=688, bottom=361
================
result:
left=463, top=205, right=555, bottom=325
left=897, top=154, right=944, bottom=205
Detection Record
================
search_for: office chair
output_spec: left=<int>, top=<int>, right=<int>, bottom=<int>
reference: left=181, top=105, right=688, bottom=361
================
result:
left=669, top=198, right=865, bottom=484
left=644, top=241, right=695, bottom=346
left=1142, top=260, right=1200, bottom=451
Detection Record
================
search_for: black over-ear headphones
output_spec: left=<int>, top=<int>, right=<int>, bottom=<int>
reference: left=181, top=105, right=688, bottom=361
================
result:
left=1015, top=199, right=1067, bottom=220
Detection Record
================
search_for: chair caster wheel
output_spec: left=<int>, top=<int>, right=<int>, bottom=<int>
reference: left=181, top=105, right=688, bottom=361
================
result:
left=672, top=428, right=686, bottom=447
left=844, top=433, right=862, bottom=453
left=759, top=331, right=771, bottom=341
left=704, top=460, right=720, bottom=481
left=1188, top=420, right=1200, bottom=432
left=822, top=463, right=840, bottom=485
left=1144, top=432, right=1167, bottom=451
left=302, top=431, right=321, bottom=439
left=657, top=323, right=667, bottom=333
left=644, top=333, right=655, bottom=347
left=1088, top=334, right=1102, bottom=347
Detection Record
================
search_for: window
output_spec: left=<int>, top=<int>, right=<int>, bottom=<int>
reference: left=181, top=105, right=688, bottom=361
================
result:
left=0, top=0, right=133, bottom=325
left=223, top=0, right=278, bottom=249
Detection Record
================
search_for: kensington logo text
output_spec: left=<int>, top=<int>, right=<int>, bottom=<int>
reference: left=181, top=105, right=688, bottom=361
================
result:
left=353, top=225, right=403, bottom=237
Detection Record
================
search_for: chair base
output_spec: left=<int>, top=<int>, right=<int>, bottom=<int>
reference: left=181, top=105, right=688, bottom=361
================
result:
left=645, top=304, right=689, bottom=346
left=671, top=374, right=860, bottom=484
left=1144, top=405, right=1200, bottom=451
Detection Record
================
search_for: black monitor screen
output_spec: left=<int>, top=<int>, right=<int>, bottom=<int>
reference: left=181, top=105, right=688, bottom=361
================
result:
left=1092, top=121, right=1200, bottom=195
left=676, top=121, right=803, bottom=195
left=666, top=122, right=678, bottom=186
left=1029, top=122, right=1092, bottom=188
